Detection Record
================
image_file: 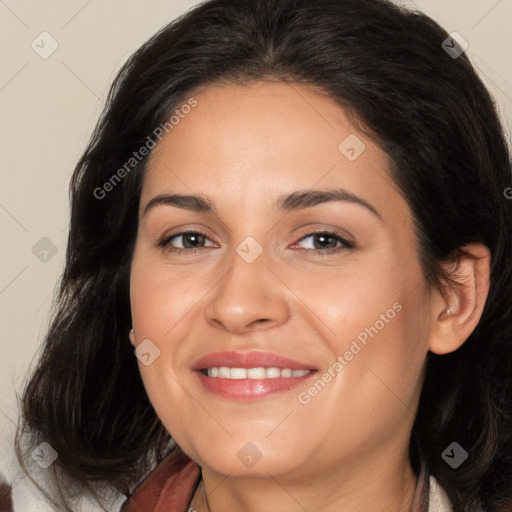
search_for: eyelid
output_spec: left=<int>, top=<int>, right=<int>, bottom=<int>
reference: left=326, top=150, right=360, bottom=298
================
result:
left=156, top=223, right=215, bottom=242
left=157, top=229, right=215, bottom=248
left=293, top=225, right=355, bottom=245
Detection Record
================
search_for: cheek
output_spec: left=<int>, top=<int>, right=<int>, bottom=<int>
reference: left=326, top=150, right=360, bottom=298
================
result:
left=129, top=256, right=195, bottom=432
left=129, top=252, right=203, bottom=338
left=303, top=250, right=429, bottom=416
left=281, top=254, right=412, bottom=352
left=331, top=277, right=430, bottom=430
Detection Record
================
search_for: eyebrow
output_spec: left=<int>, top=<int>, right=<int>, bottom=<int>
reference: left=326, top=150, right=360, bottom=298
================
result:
left=142, top=188, right=382, bottom=220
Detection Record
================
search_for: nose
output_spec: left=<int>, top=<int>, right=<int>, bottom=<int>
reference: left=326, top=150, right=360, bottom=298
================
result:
left=204, top=247, right=290, bottom=334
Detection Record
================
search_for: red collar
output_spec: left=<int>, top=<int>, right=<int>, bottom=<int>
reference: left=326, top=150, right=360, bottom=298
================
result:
left=120, top=449, right=200, bottom=512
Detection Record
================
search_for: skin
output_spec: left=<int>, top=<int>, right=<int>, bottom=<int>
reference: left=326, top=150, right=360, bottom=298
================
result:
left=129, top=81, right=491, bottom=512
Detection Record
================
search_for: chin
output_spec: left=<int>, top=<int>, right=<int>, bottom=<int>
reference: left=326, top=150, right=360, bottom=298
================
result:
left=187, top=442, right=302, bottom=478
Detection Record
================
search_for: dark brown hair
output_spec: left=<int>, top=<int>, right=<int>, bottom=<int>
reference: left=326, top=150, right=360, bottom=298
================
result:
left=15, top=0, right=512, bottom=510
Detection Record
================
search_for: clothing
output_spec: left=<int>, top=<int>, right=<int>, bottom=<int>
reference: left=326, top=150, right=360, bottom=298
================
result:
left=120, top=450, right=201, bottom=512
left=119, top=449, right=453, bottom=512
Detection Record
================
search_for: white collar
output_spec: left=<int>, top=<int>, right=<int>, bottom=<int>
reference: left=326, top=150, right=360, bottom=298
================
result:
left=428, top=476, right=453, bottom=512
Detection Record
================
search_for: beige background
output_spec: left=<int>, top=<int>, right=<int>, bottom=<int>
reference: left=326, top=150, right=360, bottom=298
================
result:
left=1, top=0, right=511, bottom=509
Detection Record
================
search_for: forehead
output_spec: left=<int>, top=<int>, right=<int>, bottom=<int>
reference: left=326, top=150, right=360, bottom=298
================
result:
left=148, top=81, right=359, bottom=172
left=141, top=81, right=406, bottom=221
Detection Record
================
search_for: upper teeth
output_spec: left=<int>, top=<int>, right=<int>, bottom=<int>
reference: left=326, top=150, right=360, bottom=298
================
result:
left=206, top=367, right=311, bottom=379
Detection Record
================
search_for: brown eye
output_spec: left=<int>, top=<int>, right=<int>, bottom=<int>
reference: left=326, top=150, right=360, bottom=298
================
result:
left=293, top=231, right=354, bottom=256
left=158, top=230, right=214, bottom=254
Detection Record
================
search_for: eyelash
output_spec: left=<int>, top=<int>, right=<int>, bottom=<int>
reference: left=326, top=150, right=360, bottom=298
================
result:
left=157, top=229, right=355, bottom=256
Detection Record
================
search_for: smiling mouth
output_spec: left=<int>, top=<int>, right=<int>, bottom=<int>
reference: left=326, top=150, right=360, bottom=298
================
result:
left=199, top=367, right=314, bottom=379
left=192, top=351, right=318, bottom=398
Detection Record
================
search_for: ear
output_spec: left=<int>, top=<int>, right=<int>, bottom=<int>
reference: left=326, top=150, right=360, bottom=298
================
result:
left=129, top=328, right=136, bottom=346
left=428, top=243, right=491, bottom=355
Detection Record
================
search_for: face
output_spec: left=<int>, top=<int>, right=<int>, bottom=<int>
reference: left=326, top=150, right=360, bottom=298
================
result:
left=129, top=81, right=433, bottom=483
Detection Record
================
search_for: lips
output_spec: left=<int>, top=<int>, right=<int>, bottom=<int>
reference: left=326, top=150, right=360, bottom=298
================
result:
left=192, top=350, right=316, bottom=371
left=191, top=350, right=318, bottom=400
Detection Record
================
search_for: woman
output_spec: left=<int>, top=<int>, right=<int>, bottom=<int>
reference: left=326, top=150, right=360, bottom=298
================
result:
left=14, top=0, right=512, bottom=511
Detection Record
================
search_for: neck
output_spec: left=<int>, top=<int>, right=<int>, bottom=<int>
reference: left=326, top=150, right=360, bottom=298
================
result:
left=191, top=448, right=418, bottom=512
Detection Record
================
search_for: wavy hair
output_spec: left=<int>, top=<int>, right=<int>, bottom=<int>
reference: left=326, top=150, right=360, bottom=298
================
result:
left=15, top=0, right=512, bottom=510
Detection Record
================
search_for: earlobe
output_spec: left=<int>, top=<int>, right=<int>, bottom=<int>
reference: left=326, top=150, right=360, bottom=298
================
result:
left=428, top=243, right=491, bottom=355
left=129, top=328, right=136, bottom=346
